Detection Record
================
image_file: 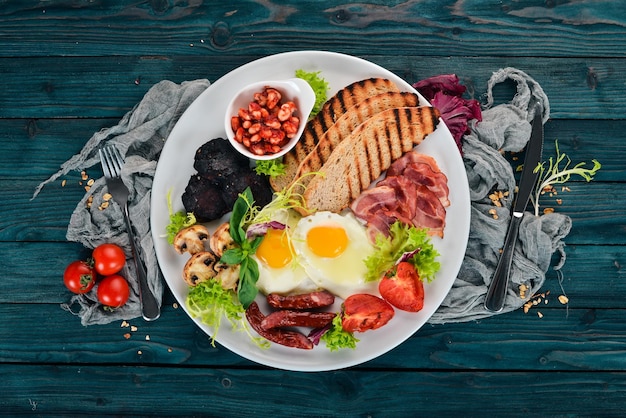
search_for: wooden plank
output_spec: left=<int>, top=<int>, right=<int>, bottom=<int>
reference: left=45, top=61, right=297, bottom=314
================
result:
left=1, top=1, right=625, bottom=58
left=540, top=120, right=625, bottom=184
left=0, top=117, right=620, bottom=244
left=1, top=118, right=620, bottom=180
left=1, top=364, right=626, bottom=416
left=0, top=118, right=114, bottom=177
left=545, top=182, right=626, bottom=244
left=2, top=176, right=621, bottom=244
left=2, top=117, right=622, bottom=179
left=0, top=178, right=86, bottom=242
left=0, top=1, right=622, bottom=414
left=1, top=242, right=622, bottom=308
left=0, top=56, right=625, bottom=119
left=2, top=288, right=626, bottom=370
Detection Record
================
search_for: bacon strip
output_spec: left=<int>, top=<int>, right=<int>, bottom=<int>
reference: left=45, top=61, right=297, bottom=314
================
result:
left=351, top=150, right=450, bottom=241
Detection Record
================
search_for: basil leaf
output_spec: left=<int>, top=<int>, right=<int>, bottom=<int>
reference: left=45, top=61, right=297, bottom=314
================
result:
left=237, top=257, right=259, bottom=309
left=220, top=248, right=245, bottom=265
left=246, top=255, right=259, bottom=279
left=241, top=234, right=264, bottom=254
left=229, top=187, right=253, bottom=244
left=248, top=236, right=264, bottom=253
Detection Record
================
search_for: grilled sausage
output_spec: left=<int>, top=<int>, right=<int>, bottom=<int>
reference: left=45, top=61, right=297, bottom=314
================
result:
left=261, top=310, right=336, bottom=330
left=245, top=302, right=313, bottom=350
left=266, top=290, right=335, bottom=310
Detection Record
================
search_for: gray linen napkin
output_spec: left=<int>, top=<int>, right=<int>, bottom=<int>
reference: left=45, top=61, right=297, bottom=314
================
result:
left=36, top=68, right=570, bottom=326
left=34, top=79, right=211, bottom=325
left=429, top=67, right=571, bottom=323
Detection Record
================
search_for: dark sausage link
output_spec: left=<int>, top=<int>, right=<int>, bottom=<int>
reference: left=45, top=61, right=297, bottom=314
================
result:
left=261, top=310, right=337, bottom=330
left=245, top=302, right=314, bottom=350
left=267, top=290, right=335, bottom=310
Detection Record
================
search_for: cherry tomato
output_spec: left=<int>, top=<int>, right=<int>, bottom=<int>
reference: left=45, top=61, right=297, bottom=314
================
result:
left=93, top=243, right=126, bottom=276
left=63, top=260, right=96, bottom=294
left=97, top=274, right=130, bottom=308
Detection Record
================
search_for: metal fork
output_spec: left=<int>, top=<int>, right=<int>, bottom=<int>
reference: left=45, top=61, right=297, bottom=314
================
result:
left=99, top=146, right=160, bottom=321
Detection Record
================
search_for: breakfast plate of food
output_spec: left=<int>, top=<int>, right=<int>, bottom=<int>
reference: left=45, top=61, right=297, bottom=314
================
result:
left=150, top=50, right=470, bottom=371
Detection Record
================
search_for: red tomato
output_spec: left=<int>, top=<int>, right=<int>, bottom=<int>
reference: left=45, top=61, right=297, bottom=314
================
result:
left=379, top=262, right=425, bottom=312
left=341, top=293, right=394, bottom=333
left=97, top=274, right=130, bottom=308
left=93, top=243, right=126, bottom=276
left=63, top=260, right=96, bottom=294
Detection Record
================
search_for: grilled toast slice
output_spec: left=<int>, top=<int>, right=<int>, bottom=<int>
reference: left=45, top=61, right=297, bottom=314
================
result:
left=301, top=106, right=441, bottom=214
left=289, top=92, right=421, bottom=193
left=269, top=78, right=400, bottom=192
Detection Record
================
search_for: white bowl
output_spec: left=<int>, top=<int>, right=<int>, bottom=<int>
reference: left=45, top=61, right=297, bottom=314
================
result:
left=224, top=78, right=316, bottom=160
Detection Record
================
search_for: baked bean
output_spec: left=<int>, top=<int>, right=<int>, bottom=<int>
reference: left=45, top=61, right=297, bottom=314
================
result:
left=230, top=86, right=301, bottom=156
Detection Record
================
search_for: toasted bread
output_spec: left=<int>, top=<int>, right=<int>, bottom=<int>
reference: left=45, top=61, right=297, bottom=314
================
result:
left=289, top=92, right=421, bottom=193
left=269, top=78, right=400, bottom=192
left=301, top=106, right=441, bottom=214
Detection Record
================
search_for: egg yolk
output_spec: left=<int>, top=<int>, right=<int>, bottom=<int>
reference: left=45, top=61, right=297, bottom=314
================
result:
left=306, top=224, right=349, bottom=258
left=256, top=228, right=293, bottom=269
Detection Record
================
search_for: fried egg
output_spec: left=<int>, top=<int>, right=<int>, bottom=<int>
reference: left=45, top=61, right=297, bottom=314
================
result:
left=251, top=212, right=317, bottom=295
left=291, top=211, right=378, bottom=299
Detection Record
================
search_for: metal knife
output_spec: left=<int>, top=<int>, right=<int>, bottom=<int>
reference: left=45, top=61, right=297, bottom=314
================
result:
left=484, top=110, right=544, bottom=312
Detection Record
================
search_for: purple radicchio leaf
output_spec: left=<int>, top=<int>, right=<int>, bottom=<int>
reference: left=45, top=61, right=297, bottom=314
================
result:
left=397, top=248, right=421, bottom=265
left=413, top=74, right=482, bottom=154
left=431, top=92, right=482, bottom=152
left=413, top=74, right=467, bottom=99
left=307, top=322, right=332, bottom=346
left=246, top=221, right=286, bottom=239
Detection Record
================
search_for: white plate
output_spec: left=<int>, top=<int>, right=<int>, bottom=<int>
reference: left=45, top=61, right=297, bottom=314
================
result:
left=150, top=51, right=470, bottom=372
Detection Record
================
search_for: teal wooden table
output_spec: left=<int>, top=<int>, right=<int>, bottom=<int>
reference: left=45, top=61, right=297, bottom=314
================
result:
left=2, top=1, right=625, bottom=416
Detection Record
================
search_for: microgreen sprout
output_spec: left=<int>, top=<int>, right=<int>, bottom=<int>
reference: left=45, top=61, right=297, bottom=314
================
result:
left=530, top=140, right=601, bottom=216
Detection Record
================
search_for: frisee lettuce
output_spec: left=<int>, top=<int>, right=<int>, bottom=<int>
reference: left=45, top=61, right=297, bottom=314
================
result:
left=165, top=189, right=196, bottom=244
left=254, top=159, right=286, bottom=177
left=364, top=221, right=440, bottom=282
left=295, top=69, right=329, bottom=117
left=250, top=175, right=313, bottom=225
left=186, top=279, right=269, bottom=349
left=320, top=314, right=359, bottom=351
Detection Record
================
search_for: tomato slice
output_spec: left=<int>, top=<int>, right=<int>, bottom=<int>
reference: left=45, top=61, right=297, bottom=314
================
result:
left=379, top=262, right=424, bottom=312
left=341, top=293, right=394, bottom=333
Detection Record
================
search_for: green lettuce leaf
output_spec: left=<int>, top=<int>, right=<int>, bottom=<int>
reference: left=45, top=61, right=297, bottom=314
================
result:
left=295, top=69, right=329, bottom=117
left=320, top=314, right=359, bottom=351
left=364, top=221, right=440, bottom=282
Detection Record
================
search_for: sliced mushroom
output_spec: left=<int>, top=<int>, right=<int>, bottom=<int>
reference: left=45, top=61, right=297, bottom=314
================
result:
left=182, top=251, right=219, bottom=286
left=210, top=222, right=236, bottom=257
left=174, top=224, right=210, bottom=255
left=215, top=263, right=240, bottom=290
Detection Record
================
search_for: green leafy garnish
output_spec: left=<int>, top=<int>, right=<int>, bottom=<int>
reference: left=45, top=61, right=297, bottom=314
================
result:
left=165, top=189, right=196, bottom=244
left=251, top=176, right=311, bottom=225
left=220, top=187, right=264, bottom=309
left=254, top=159, right=286, bottom=177
left=321, top=314, right=360, bottom=351
left=364, top=221, right=440, bottom=282
left=531, top=140, right=601, bottom=216
left=186, top=279, right=269, bottom=349
left=295, top=69, right=329, bottom=117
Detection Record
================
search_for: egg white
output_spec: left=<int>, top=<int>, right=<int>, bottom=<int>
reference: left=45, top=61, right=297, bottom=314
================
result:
left=250, top=209, right=318, bottom=295
left=291, top=211, right=378, bottom=299
left=253, top=253, right=318, bottom=295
